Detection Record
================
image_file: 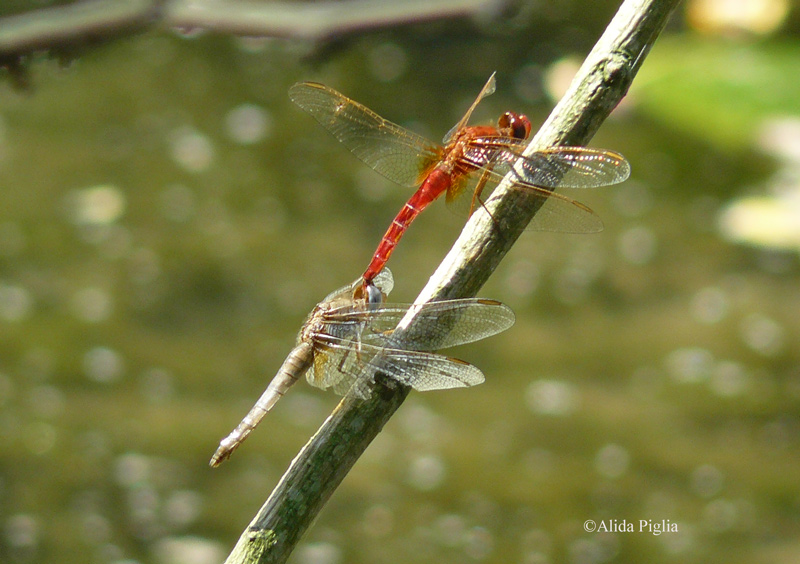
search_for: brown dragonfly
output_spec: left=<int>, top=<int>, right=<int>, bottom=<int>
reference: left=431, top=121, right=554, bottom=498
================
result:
left=289, top=73, right=630, bottom=294
left=210, top=268, right=515, bottom=466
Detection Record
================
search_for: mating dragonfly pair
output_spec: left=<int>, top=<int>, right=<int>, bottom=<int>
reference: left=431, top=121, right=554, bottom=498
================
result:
left=210, top=74, right=630, bottom=465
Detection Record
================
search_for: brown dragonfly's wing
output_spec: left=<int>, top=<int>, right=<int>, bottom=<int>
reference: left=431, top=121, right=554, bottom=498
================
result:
left=352, top=347, right=485, bottom=398
left=323, top=299, right=515, bottom=351
left=316, top=268, right=395, bottom=308
left=305, top=337, right=363, bottom=396
left=289, top=82, right=441, bottom=187
left=307, top=334, right=486, bottom=397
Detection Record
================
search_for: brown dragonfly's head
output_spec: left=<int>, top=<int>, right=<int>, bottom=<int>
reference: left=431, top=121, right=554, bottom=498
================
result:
left=498, top=111, right=532, bottom=140
left=353, top=277, right=390, bottom=311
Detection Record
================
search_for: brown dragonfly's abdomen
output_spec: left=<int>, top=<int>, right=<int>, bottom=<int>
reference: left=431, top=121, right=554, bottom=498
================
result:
left=209, top=341, right=314, bottom=466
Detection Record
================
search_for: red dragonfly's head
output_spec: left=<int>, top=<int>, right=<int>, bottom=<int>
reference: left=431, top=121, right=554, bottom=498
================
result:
left=498, top=112, right=532, bottom=140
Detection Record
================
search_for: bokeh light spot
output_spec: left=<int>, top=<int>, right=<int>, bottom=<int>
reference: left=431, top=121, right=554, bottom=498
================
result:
left=665, top=348, right=713, bottom=384
left=67, top=185, right=126, bottom=226
left=294, top=541, right=342, bottom=564
left=594, top=443, right=631, bottom=479
left=71, top=287, right=113, bottom=323
left=407, top=454, right=446, bottom=491
left=544, top=57, right=580, bottom=102
left=153, top=536, right=226, bottom=564
left=84, top=347, right=125, bottom=384
left=710, top=360, right=750, bottom=397
left=690, top=286, right=729, bottom=324
left=0, top=283, right=32, bottom=322
left=224, top=103, right=272, bottom=145
left=367, top=42, right=408, bottom=83
left=690, top=464, right=724, bottom=498
left=525, top=379, right=578, bottom=416
left=618, top=226, right=657, bottom=265
left=740, top=313, right=784, bottom=356
left=169, top=126, right=214, bottom=173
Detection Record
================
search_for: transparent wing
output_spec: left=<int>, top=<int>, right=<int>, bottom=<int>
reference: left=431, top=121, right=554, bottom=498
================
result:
left=442, top=72, right=496, bottom=143
left=320, top=298, right=515, bottom=351
left=465, top=141, right=630, bottom=189
left=318, top=268, right=394, bottom=306
left=458, top=141, right=630, bottom=233
left=364, top=348, right=485, bottom=392
left=289, top=82, right=441, bottom=187
left=306, top=341, right=358, bottom=396
left=306, top=335, right=485, bottom=396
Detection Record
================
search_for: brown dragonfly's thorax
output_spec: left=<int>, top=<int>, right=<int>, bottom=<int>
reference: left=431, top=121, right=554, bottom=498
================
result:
left=299, top=299, right=340, bottom=343
left=298, top=306, right=326, bottom=344
left=299, top=292, right=372, bottom=344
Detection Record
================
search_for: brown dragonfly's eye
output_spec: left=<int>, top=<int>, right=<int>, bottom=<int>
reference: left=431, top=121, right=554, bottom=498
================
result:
left=499, top=112, right=531, bottom=140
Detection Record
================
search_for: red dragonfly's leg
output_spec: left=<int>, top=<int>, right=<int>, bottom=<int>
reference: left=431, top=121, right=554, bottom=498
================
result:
left=469, top=168, right=495, bottom=218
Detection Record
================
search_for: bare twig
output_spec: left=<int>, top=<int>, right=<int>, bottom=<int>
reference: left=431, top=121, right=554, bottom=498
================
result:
left=222, top=1, right=682, bottom=563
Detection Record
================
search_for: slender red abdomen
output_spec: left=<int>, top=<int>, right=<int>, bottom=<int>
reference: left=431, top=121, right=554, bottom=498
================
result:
left=362, top=168, right=453, bottom=284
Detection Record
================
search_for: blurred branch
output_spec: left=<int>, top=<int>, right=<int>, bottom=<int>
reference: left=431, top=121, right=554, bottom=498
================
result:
left=0, top=0, right=161, bottom=88
left=165, top=0, right=501, bottom=41
left=0, top=0, right=500, bottom=84
left=222, top=1, right=682, bottom=563
left=0, top=0, right=160, bottom=55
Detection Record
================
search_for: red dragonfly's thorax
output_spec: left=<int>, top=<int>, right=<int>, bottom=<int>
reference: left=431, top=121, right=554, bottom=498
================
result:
left=438, top=111, right=532, bottom=176
left=439, top=125, right=498, bottom=175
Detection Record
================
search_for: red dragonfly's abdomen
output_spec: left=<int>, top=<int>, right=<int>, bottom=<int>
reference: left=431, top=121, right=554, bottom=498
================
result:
left=362, top=168, right=454, bottom=284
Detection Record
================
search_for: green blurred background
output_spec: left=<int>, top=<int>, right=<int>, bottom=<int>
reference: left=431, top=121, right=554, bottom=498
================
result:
left=1, top=1, right=800, bottom=563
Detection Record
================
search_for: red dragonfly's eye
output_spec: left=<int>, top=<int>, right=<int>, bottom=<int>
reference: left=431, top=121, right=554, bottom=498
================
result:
left=499, top=112, right=531, bottom=140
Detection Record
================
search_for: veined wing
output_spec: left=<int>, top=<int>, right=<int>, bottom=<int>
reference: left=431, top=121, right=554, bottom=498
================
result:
left=289, top=82, right=441, bottom=187
left=306, top=334, right=485, bottom=397
left=458, top=141, right=630, bottom=234
left=318, top=266, right=394, bottom=305
left=320, top=298, right=515, bottom=351
left=442, top=72, right=497, bottom=144
left=464, top=140, right=630, bottom=189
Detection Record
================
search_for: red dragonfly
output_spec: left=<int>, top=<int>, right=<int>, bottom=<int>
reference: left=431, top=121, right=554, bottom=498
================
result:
left=289, top=73, right=630, bottom=292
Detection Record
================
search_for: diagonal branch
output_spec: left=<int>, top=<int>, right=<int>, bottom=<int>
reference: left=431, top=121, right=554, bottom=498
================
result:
left=222, top=1, right=682, bottom=563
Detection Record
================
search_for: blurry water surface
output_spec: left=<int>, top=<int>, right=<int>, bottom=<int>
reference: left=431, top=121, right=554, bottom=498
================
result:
left=1, top=3, right=799, bottom=563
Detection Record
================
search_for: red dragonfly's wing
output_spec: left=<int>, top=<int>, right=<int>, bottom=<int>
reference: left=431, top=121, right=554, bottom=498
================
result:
left=457, top=140, right=631, bottom=233
left=289, top=82, right=441, bottom=187
left=442, top=72, right=497, bottom=144
left=470, top=141, right=631, bottom=189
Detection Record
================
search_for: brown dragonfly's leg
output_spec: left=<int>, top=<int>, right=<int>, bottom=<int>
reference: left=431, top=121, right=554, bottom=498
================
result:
left=332, top=328, right=364, bottom=374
